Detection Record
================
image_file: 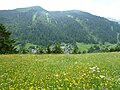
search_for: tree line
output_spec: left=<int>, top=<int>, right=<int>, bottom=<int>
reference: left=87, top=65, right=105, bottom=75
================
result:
left=1, top=23, right=120, bottom=54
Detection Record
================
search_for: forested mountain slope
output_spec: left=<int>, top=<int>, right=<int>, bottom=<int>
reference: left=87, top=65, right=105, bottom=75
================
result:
left=0, top=6, right=120, bottom=46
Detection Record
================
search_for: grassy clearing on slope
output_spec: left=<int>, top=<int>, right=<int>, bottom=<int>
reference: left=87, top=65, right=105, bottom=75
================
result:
left=0, top=53, right=120, bottom=89
left=76, top=42, right=114, bottom=52
left=76, top=42, right=94, bottom=51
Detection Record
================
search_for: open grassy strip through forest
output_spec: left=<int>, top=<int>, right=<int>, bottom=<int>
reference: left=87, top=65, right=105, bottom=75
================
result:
left=0, top=53, right=120, bottom=89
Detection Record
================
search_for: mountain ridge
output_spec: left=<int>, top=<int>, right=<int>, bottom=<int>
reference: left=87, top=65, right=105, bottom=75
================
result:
left=0, top=6, right=120, bottom=46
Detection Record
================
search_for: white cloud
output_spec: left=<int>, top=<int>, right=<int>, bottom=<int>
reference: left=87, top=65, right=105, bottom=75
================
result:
left=0, top=0, right=120, bottom=20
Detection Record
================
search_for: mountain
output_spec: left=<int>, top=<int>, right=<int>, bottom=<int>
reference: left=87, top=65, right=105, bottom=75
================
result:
left=107, top=18, right=120, bottom=24
left=0, top=6, right=120, bottom=46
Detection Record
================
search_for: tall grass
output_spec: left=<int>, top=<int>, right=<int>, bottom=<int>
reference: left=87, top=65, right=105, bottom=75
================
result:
left=0, top=53, right=120, bottom=89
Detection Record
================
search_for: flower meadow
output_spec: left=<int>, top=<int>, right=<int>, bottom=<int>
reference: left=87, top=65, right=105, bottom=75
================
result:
left=0, top=53, right=120, bottom=90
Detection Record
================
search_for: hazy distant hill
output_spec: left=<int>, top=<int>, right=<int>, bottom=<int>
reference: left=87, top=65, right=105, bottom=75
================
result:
left=0, top=6, right=120, bottom=46
left=107, top=18, right=120, bottom=24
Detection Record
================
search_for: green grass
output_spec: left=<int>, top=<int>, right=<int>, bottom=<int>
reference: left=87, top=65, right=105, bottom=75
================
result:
left=76, top=42, right=114, bottom=52
left=15, top=43, right=38, bottom=50
left=24, top=43, right=38, bottom=49
left=0, top=53, right=120, bottom=89
left=76, top=42, right=94, bottom=51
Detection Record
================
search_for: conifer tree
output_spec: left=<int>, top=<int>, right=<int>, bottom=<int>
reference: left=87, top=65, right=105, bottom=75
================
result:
left=0, top=23, right=17, bottom=54
left=53, top=44, right=62, bottom=54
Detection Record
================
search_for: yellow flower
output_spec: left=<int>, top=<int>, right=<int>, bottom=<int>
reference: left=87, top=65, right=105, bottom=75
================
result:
left=29, top=86, right=33, bottom=90
left=69, top=83, right=72, bottom=87
left=10, top=88, right=14, bottom=90
left=64, top=78, right=69, bottom=81
left=58, top=86, right=62, bottom=90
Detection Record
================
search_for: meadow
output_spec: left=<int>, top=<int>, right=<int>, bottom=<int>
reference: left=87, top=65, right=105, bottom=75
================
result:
left=0, top=53, right=120, bottom=90
left=76, top=42, right=114, bottom=52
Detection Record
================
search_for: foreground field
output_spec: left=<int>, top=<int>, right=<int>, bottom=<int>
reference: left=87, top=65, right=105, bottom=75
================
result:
left=0, top=53, right=120, bottom=90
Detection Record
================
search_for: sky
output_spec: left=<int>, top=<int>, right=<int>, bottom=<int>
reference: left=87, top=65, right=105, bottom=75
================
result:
left=0, top=0, right=120, bottom=20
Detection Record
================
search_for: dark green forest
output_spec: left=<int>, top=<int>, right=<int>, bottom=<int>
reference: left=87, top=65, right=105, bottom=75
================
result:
left=1, top=23, right=120, bottom=54
left=0, top=6, right=120, bottom=47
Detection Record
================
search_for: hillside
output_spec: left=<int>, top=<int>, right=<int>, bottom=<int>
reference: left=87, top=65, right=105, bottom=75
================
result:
left=0, top=6, right=120, bottom=46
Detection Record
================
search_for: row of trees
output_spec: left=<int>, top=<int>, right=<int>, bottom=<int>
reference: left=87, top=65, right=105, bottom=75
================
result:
left=87, top=44, right=120, bottom=53
left=18, top=44, right=63, bottom=54
left=1, top=23, right=120, bottom=54
left=0, top=23, right=78, bottom=54
left=13, top=43, right=120, bottom=54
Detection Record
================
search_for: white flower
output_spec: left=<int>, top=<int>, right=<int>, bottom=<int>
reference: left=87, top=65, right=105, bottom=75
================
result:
left=64, top=73, right=66, bottom=76
left=97, top=68, right=100, bottom=72
left=117, top=78, right=120, bottom=81
left=99, top=75, right=105, bottom=78
left=90, top=66, right=97, bottom=70
left=55, top=74, right=59, bottom=77
left=97, top=70, right=100, bottom=72
left=75, top=62, right=78, bottom=64
left=82, top=73, right=86, bottom=76
left=92, top=69, right=96, bottom=72
left=90, top=66, right=100, bottom=73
